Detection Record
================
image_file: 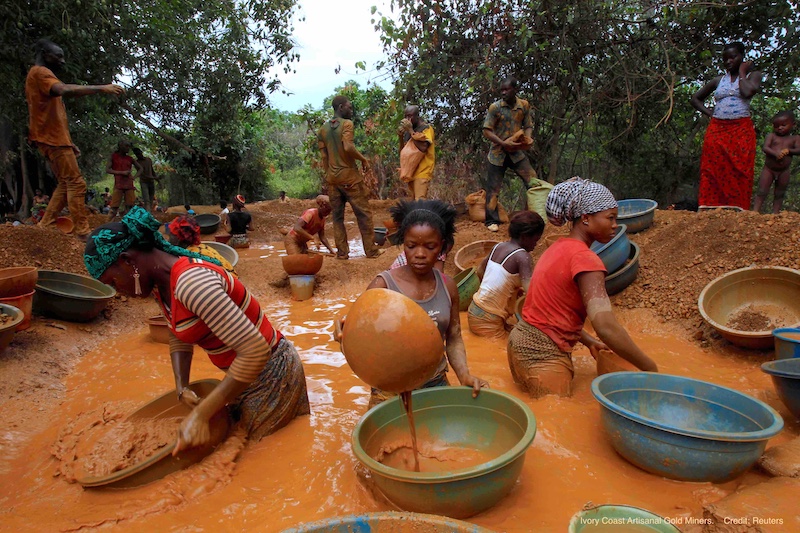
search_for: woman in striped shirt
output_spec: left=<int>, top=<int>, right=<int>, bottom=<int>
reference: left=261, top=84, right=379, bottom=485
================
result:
left=84, top=206, right=310, bottom=452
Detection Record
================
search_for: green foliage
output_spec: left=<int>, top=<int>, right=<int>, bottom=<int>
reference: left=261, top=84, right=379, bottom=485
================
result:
left=1, top=0, right=299, bottom=208
left=375, top=0, right=800, bottom=207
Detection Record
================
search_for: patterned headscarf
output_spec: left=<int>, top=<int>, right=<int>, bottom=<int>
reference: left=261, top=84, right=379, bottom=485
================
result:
left=233, top=195, right=246, bottom=209
left=545, top=177, right=618, bottom=226
left=84, top=206, right=221, bottom=279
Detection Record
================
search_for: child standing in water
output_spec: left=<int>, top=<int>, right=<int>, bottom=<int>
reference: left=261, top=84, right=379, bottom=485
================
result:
left=753, top=110, right=800, bottom=213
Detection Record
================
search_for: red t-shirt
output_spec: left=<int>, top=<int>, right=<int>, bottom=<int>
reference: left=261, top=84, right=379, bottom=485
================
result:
left=111, top=152, right=135, bottom=190
left=522, top=238, right=606, bottom=352
left=288, top=208, right=325, bottom=243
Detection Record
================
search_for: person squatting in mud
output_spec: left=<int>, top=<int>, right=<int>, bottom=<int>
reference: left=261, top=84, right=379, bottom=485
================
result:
left=83, top=207, right=310, bottom=451
left=508, top=178, right=658, bottom=398
left=358, top=199, right=489, bottom=408
left=283, top=194, right=334, bottom=255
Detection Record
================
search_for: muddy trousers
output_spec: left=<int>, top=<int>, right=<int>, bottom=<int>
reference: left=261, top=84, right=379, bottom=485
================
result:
left=36, top=144, right=90, bottom=236
left=108, top=188, right=136, bottom=218
left=485, top=155, right=536, bottom=226
left=408, top=177, right=431, bottom=200
left=507, top=320, right=574, bottom=398
left=328, top=181, right=379, bottom=258
left=140, top=180, right=156, bottom=213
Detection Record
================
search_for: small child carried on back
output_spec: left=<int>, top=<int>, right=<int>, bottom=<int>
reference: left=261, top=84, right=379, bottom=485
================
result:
left=754, top=110, right=800, bottom=213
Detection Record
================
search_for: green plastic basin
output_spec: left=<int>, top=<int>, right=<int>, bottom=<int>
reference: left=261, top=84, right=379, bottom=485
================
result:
left=454, top=267, right=481, bottom=312
left=569, top=504, right=681, bottom=532
left=33, top=270, right=116, bottom=322
left=281, top=511, right=495, bottom=532
left=352, top=387, right=536, bottom=519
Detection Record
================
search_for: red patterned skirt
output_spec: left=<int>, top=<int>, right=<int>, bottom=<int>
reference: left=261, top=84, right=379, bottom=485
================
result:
left=698, top=117, right=756, bottom=210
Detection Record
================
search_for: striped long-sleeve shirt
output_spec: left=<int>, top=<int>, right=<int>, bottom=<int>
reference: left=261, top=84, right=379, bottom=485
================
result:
left=157, top=257, right=282, bottom=382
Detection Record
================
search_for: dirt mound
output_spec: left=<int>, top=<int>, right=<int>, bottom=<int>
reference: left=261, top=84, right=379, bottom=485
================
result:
left=608, top=209, right=800, bottom=333
left=0, top=224, right=87, bottom=274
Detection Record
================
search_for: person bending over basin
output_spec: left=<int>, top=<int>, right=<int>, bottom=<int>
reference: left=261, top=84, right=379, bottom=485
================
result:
left=84, top=206, right=310, bottom=451
left=508, top=178, right=658, bottom=398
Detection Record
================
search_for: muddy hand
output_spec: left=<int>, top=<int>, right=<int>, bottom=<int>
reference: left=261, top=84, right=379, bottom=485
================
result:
left=333, top=315, right=345, bottom=343
left=464, top=374, right=489, bottom=398
left=173, top=410, right=211, bottom=456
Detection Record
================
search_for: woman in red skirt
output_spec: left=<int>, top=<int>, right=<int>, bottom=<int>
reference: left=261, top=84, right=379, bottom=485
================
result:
left=691, top=42, right=762, bottom=210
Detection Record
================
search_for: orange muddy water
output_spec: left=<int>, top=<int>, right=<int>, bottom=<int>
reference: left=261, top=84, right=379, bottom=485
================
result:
left=0, top=300, right=798, bottom=532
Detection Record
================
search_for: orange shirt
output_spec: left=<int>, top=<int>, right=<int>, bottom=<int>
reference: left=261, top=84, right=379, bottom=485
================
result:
left=25, top=65, right=72, bottom=147
left=522, top=238, right=606, bottom=352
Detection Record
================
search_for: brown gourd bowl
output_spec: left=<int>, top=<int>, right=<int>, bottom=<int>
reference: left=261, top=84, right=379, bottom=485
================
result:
left=282, top=253, right=324, bottom=276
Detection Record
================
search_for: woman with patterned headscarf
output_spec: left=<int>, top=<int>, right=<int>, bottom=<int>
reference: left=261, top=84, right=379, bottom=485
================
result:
left=84, top=206, right=310, bottom=451
left=226, top=194, right=254, bottom=248
left=508, top=178, right=657, bottom=398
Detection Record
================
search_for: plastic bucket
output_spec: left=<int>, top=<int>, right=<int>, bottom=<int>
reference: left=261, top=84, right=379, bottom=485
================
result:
left=289, top=275, right=315, bottom=301
left=569, top=505, right=680, bottom=532
left=0, top=290, right=34, bottom=331
left=773, top=328, right=800, bottom=360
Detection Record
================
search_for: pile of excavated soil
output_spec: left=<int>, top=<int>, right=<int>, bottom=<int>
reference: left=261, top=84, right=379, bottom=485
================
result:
left=0, top=224, right=87, bottom=274
left=604, top=209, right=800, bottom=334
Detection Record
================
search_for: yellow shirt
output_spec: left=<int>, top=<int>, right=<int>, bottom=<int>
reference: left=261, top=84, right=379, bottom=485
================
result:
left=410, top=125, right=435, bottom=181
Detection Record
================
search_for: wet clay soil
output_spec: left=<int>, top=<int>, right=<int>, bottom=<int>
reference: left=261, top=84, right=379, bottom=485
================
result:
left=1, top=203, right=800, bottom=531
left=74, top=416, right=182, bottom=479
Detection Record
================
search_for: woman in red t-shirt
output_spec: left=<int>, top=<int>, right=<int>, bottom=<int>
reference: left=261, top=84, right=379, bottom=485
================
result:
left=508, top=178, right=657, bottom=398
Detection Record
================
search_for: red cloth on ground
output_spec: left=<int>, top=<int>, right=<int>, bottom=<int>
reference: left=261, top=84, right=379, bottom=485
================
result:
left=522, top=238, right=606, bottom=352
left=698, top=117, right=756, bottom=210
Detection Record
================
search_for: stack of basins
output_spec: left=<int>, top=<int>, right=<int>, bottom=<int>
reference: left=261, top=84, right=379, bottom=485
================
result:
left=0, top=266, right=38, bottom=331
left=591, top=199, right=657, bottom=296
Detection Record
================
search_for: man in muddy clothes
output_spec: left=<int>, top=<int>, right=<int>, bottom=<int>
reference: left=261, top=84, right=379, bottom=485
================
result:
left=317, top=95, right=382, bottom=259
left=25, top=38, right=124, bottom=240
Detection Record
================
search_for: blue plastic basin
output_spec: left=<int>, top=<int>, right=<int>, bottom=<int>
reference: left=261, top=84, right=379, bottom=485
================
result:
left=591, top=372, right=784, bottom=482
left=281, top=511, right=495, bottom=532
left=773, top=328, right=800, bottom=360
left=605, top=242, right=639, bottom=296
left=761, top=358, right=800, bottom=420
left=590, top=224, right=629, bottom=274
left=617, top=199, right=657, bottom=233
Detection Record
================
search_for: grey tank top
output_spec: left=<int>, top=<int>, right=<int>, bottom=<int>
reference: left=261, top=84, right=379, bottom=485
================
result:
left=378, top=269, right=452, bottom=341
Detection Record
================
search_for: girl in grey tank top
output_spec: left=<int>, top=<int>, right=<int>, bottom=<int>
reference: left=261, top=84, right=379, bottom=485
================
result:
left=361, top=199, right=489, bottom=409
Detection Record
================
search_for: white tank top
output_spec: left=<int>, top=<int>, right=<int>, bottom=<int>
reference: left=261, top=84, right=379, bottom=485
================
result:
left=472, top=244, right=526, bottom=317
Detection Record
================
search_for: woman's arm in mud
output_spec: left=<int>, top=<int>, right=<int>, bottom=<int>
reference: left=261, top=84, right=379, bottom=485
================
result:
left=576, top=271, right=658, bottom=371
left=443, top=276, right=489, bottom=397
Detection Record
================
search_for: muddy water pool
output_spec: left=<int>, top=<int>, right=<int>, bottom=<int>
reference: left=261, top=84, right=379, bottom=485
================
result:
left=0, top=299, right=797, bottom=532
